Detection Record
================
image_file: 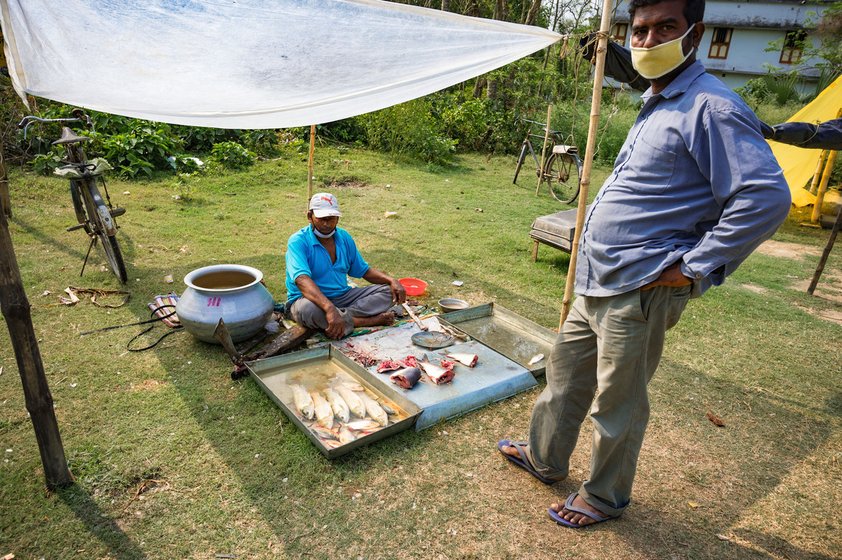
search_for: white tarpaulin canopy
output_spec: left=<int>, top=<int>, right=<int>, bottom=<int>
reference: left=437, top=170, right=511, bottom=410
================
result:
left=0, top=0, right=559, bottom=128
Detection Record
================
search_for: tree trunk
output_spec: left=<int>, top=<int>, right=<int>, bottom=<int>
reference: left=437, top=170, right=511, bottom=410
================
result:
left=493, top=0, right=506, bottom=20
left=440, top=0, right=450, bottom=11
left=486, top=78, right=498, bottom=100
left=0, top=198, right=72, bottom=490
left=472, top=76, right=487, bottom=98
left=524, top=0, right=542, bottom=25
left=464, top=0, right=480, bottom=17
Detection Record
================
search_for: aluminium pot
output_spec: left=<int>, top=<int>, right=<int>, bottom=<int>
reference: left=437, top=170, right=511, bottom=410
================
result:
left=176, top=264, right=274, bottom=344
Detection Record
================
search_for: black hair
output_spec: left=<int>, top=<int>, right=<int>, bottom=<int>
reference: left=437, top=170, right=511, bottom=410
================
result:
left=628, top=0, right=705, bottom=26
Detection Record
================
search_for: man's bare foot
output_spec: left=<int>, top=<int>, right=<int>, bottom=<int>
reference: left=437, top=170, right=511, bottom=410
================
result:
left=501, top=444, right=521, bottom=459
left=549, top=494, right=605, bottom=527
left=352, top=311, right=396, bottom=328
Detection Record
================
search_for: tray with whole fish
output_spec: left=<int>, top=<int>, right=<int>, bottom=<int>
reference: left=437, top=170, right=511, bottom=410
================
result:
left=247, top=346, right=421, bottom=458
left=439, top=303, right=556, bottom=377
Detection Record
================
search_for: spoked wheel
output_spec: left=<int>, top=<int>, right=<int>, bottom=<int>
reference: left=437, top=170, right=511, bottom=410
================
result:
left=82, top=180, right=128, bottom=283
left=545, top=152, right=582, bottom=205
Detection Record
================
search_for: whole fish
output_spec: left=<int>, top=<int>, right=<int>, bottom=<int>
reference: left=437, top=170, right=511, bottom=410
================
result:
left=345, top=419, right=381, bottom=431
left=418, top=355, right=455, bottom=385
left=311, top=391, right=334, bottom=429
left=290, top=384, right=315, bottom=420
left=335, top=384, right=366, bottom=418
left=444, top=352, right=479, bottom=368
left=358, top=391, right=389, bottom=426
left=390, top=367, right=422, bottom=390
left=338, top=425, right=356, bottom=444
left=323, top=387, right=351, bottom=423
left=310, top=425, right=338, bottom=441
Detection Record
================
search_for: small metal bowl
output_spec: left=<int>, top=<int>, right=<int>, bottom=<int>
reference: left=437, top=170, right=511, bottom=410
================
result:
left=438, top=298, right=470, bottom=313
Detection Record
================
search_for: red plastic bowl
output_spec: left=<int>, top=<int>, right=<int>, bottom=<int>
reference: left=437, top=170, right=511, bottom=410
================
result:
left=399, top=277, right=428, bottom=296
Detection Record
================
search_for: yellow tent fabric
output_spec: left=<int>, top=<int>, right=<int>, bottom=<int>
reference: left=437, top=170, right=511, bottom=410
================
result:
left=768, top=75, right=842, bottom=207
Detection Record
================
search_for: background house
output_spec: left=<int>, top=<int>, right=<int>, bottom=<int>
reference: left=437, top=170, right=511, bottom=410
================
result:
left=610, top=0, right=834, bottom=93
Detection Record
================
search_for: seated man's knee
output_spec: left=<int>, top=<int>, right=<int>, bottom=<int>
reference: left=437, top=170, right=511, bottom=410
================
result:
left=290, top=298, right=327, bottom=329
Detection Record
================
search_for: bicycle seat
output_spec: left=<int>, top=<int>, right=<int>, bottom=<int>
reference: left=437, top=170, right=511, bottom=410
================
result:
left=52, top=126, right=90, bottom=145
left=552, top=145, right=578, bottom=155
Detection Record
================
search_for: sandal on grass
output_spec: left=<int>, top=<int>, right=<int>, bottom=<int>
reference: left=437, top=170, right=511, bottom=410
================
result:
left=496, top=439, right=559, bottom=485
left=548, top=492, right=617, bottom=528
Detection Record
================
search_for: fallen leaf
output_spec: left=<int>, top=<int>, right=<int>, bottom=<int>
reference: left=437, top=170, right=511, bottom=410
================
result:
left=687, top=501, right=700, bottom=509
left=40, top=290, right=51, bottom=297
left=706, top=411, right=725, bottom=427
left=716, top=533, right=732, bottom=542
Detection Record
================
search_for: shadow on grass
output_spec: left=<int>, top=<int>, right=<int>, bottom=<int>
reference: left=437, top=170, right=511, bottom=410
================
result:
left=572, top=356, right=838, bottom=559
left=111, top=248, right=840, bottom=558
left=57, top=484, right=147, bottom=560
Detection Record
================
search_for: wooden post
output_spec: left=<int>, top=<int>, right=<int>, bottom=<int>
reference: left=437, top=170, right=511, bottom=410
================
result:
left=0, top=137, right=11, bottom=218
left=810, top=149, right=838, bottom=224
left=808, top=203, right=842, bottom=295
left=306, top=124, right=316, bottom=210
left=808, top=150, right=828, bottom=195
left=535, top=104, right=553, bottom=196
left=0, top=197, right=72, bottom=489
left=559, top=0, right=613, bottom=328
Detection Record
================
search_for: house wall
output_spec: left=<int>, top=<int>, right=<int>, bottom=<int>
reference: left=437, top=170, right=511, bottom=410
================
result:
left=612, top=0, right=831, bottom=91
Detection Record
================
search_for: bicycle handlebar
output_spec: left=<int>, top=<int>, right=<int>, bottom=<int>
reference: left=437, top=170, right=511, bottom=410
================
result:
left=519, top=118, right=564, bottom=137
left=18, top=110, right=93, bottom=139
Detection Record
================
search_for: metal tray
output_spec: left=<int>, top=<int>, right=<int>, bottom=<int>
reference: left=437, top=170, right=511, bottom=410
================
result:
left=247, top=346, right=421, bottom=459
left=439, top=303, right=557, bottom=376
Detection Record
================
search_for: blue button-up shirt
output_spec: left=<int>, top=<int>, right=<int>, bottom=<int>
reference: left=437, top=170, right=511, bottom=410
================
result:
left=576, top=61, right=791, bottom=297
left=285, top=226, right=370, bottom=305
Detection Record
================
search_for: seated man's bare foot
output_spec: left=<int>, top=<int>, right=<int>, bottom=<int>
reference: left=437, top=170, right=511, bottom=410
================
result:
left=352, top=311, right=396, bottom=328
left=501, top=444, right=521, bottom=459
left=549, top=495, right=605, bottom=527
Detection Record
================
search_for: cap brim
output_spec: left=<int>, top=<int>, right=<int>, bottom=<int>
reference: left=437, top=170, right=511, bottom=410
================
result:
left=312, top=209, right=341, bottom=218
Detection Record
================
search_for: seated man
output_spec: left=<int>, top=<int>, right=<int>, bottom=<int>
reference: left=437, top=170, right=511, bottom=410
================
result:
left=285, top=192, right=406, bottom=339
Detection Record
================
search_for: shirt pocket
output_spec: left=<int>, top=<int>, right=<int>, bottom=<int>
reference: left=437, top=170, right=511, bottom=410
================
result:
left=625, top=134, right=678, bottom=195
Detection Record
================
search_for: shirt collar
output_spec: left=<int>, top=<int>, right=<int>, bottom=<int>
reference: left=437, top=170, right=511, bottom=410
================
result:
left=641, top=60, right=706, bottom=102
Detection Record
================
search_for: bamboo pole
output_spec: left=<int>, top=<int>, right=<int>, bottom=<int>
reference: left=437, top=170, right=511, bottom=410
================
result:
left=0, top=193, right=71, bottom=489
left=0, top=137, right=10, bottom=218
left=559, top=0, right=614, bottom=328
left=808, top=150, right=828, bottom=195
left=535, top=104, right=553, bottom=196
left=810, top=149, right=838, bottom=224
left=306, top=124, right=316, bottom=210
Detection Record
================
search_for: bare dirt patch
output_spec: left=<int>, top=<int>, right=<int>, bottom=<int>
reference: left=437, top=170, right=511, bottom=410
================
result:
left=128, top=379, right=167, bottom=392
left=755, top=240, right=820, bottom=260
left=322, top=176, right=369, bottom=189
left=740, top=283, right=768, bottom=295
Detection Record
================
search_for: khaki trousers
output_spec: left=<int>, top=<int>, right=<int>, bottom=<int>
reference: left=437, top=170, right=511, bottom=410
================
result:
left=527, top=285, right=691, bottom=517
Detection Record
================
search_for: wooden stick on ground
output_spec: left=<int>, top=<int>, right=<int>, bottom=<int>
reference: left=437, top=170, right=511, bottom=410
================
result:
left=808, top=203, right=842, bottom=295
left=559, top=0, right=614, bottom=328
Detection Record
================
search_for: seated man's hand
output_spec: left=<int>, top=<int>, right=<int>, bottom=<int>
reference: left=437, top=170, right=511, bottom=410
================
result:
left=390, top=278, right=407, bottom=305
left=324, top=305, right=346, bottom=339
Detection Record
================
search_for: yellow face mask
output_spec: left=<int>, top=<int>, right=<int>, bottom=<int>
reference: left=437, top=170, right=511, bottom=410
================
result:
left=630, top=25, right=696, bottom=80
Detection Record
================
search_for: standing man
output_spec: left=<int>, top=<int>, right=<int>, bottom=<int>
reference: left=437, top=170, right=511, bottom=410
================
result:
left=285, top=192, right=406, bottom=339
left=499, top=0, right=791, bottom=528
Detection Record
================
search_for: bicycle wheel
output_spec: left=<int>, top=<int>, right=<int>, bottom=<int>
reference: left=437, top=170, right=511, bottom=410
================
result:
left=82, top=179, right=127, bottom=283
left=545, top=152, right=582, bottom=205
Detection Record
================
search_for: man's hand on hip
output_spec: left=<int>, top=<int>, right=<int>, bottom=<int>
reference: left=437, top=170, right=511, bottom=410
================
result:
left=642, top=262, right=693, bottom=291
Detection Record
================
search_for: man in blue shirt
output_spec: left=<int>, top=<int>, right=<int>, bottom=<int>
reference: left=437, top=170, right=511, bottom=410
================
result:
left=500, top=0, right=791, bottom=528
left=285, top=193, right=406, bottom=339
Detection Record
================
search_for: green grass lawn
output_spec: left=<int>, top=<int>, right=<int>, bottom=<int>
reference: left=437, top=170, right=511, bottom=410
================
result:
left=1, top=147, right=840, bottom=559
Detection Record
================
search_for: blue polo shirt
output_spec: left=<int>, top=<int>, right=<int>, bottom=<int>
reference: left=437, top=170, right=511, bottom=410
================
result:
left=576, top=61, right=790, bottom=297
left=284, top=226, right=370, bottom=305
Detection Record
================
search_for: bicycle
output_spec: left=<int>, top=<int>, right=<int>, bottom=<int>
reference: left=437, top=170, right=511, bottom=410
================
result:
left=513, top=119, right=583, bottom=205
left=19, top=111, right=128, bottom=283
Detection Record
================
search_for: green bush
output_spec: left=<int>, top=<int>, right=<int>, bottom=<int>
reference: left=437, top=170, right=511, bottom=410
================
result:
left=99, top=122, right=184, bottom=178
left=210, top=141, right=256, bottom=169
left=440, top=97, right=491, bottom=151
left=359, top=99, right=456, bottom=164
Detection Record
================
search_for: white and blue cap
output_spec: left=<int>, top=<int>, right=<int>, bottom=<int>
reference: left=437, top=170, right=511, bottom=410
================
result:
left=308, top=192, right=342, bottom=218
